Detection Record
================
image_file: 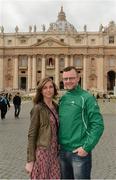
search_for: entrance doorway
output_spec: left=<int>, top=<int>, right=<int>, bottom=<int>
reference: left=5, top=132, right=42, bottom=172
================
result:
left=107, top=71, right=115, bottom=91
left=20, top=77, right=26, bottom=90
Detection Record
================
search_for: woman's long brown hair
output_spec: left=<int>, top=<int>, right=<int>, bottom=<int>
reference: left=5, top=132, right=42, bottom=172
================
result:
left=33, top=77, right=58, bottom=105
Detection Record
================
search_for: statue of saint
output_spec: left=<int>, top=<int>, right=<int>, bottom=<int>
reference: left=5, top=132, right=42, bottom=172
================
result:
left=99, top=24, right=103, bottom=32
left=84, top=25, right=87, bottom=32
left=49, top=23, right=53, bottom=30
left=29, top=25, right=32, bottom=32
left=0, top=26, right=4, bottom=33
left=42, top=24, right=45, bottom=32
left=15, top=26, right=19, bottom=33
left=34, top=25, right=36, bottom=32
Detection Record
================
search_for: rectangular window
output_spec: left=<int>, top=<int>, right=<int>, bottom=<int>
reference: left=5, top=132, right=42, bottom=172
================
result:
left=60, top=39, right=64, bottom=42
left=20, top=39, right=26, bottom=44
left=74, top=59, right=82, bottom=67
left=19, top=56, right=28, bottom=67
left=37, top=39, right=41, bottom=43
left=8, top=39, right=12, bottom=44
left=109, top=59, right=115, bottom=66
left=109, top=36, right=114, bottom=44
left=91, top=39, right=96, bottom=44
left=60, top=58, right=64, bottom=69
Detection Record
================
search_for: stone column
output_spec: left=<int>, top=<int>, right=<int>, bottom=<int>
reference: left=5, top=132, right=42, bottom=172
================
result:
left=28, top=56, right=32, bottom=91
left=41, top=55, right=46, bottom=79
left=32, top=55, right=36, bottom=89
left=97, top=55, right=104, bottom=92
left=55, top=55, right=59, bottom=88
left=0, top=56, right=4, bottom=91
left=70, top=55, right=73, bottom=66
left=13, top=56, right=18, bottom=89
left=65, top=55, right=69, bottom=67
left=83, top=55, right=88, bottom=90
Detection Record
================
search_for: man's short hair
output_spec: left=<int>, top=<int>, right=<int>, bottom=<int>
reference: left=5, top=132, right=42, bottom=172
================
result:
left=63, top=66, right=78, bottom=75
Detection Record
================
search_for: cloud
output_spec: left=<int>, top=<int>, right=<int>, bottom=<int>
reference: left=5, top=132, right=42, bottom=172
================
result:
left=0, top=0, right=116, bottom=32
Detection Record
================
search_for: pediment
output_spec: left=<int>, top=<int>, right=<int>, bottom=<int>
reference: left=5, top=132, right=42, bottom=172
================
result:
left=31, top=37, right=68, bottom=47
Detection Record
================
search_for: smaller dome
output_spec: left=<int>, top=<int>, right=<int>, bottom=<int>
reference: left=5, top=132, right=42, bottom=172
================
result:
left=47, top=6, right=77, bottom=33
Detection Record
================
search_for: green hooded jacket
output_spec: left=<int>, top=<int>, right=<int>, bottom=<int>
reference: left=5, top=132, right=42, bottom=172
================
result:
left=59, top=85, right=104, bottom=152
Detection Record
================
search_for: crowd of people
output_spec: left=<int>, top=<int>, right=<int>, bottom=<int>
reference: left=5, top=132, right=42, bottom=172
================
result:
left=0, top=92, right=21, bottom=120
left=25, top=66, right=104, bottom=179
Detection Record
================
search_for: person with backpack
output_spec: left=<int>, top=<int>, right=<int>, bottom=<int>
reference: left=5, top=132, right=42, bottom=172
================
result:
left=0, top=93, right=10, bottom=119
left=59, top=66, right=104, bottom=179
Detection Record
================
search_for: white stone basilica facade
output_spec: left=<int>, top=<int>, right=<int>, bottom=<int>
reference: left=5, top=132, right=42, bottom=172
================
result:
left=0, top=7, right=116, bottom=93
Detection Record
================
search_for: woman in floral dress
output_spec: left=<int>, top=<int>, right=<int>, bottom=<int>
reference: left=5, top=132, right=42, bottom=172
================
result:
left=25, top=77, right=60, bottom=179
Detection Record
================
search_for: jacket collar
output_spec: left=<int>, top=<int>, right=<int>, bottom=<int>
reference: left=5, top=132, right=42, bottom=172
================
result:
left=67, top=84, right=82, bottom=94
left=39, top=100, right=58, bottom=110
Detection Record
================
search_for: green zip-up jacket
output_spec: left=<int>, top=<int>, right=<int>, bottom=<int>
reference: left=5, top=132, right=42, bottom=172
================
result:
left=59, top=85, right=104, bottom=153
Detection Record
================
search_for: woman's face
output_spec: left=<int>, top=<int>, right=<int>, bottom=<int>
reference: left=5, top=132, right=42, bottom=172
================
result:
left=42, top=81, right=54, bottom=100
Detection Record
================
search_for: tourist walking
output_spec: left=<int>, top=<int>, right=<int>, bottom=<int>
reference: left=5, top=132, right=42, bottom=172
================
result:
left=13, top=92, right=21, bottom=118
left=0, top=93, right=10, bottom=119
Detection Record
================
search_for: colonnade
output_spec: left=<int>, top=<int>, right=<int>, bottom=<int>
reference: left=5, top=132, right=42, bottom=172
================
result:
left=0, top=54, right=105, bottom=92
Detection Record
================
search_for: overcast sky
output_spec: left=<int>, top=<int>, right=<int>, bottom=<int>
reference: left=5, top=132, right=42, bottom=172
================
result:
left=0, top=0, right=116, bottom=33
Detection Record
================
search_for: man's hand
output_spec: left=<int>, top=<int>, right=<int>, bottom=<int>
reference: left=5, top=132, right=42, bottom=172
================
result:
left=73, top=147, right=88, bottom=157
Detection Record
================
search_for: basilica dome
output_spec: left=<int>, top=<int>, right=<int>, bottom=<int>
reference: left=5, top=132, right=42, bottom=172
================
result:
left=47, top=6, right=77, bottom=33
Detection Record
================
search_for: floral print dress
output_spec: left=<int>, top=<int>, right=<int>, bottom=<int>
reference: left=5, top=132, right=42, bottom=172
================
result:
left=31, top=108, right=60, bottom=179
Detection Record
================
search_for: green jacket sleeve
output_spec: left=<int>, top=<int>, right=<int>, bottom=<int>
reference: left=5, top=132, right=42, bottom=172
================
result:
left=82, top=95, right=104, bottom=152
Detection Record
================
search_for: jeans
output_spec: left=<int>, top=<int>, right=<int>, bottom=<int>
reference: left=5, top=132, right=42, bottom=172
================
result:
left=14, top=105, right=21, bottom=117
left=60, top=149, right=92, bottom=179
left=0, top=105, right=7, bottom=119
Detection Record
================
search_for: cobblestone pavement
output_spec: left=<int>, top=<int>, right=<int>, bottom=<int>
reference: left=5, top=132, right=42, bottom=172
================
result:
left=0, top=101, right=116, bottom=179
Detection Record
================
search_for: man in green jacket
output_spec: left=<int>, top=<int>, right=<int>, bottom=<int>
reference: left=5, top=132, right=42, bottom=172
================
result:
left=59, top=66, right=104, bottom=179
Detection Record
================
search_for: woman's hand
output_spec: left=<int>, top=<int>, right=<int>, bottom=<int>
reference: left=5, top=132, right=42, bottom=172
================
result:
left=25, top=161, right=34, bottom=175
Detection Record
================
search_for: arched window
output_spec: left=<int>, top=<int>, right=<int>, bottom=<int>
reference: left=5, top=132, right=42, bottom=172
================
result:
left=47, top=58, right=54, bottom=66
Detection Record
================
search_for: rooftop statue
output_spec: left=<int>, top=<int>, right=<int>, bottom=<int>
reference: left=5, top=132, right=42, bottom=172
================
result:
left=15, top=25, right=19, bottom=33
left=0, top=26, right=4, bottom=33
left=84, top=25, right=87, bottom=32
left=34, top=25, right=36, bottom=32
left=42, top=24, right=46, bottom=32
left=99, top=24, right=103, bottom=32
left=29, top=25, right=32, bottom=33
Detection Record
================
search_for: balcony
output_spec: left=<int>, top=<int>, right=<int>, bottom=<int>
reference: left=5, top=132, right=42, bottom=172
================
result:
left=19, top=66, right=27, bottom=70
left=46, top=65, right=55, bottom=69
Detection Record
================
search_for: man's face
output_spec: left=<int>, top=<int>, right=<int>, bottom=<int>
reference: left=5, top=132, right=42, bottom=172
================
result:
left=63, top=69, right=80, bottom=90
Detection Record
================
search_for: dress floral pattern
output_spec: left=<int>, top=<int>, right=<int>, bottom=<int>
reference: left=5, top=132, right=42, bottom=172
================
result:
left=31, top=108, right=60, bottom=179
